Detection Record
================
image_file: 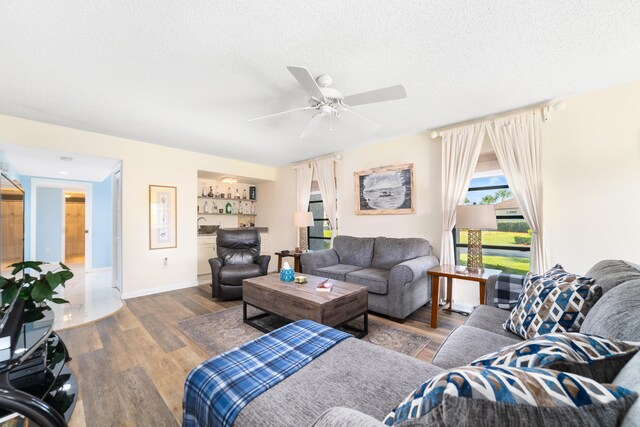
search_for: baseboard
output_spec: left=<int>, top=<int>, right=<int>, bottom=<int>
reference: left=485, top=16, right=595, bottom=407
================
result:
left=86, top=267, right=111, bottom=273
left=122, top=280, right=198, bottom=299
left=451, top=302, right=475, bottom=314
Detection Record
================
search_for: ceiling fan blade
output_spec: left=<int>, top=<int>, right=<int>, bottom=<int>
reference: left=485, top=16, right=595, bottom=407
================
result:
left=343, top=108, right=381, bottom=131
left=300, top=113, right=325, bottom=138
left=248, top=106, right=313, bottom=122
left=287, top=66, right=325, bottom=100
left=342, top=84, right=407, bottom=107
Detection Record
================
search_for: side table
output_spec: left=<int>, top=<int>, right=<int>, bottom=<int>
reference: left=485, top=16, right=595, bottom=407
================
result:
left=427, top=265, right=501, bottom=328
left=275, top=251, right=302, bottom=273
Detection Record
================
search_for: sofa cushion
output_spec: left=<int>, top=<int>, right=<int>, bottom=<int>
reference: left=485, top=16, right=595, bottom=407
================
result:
left=371, top=237, right=430, bottom=270
left=333, top=236, right=375, bottom=268
left=503, top=274, right=602, bottom=339
left=234, top=338, right=444, bottom=427
left=346, top=268, right=390, bottom=295
left=312, top=407, right=384, bottom=427
left=219, top=263, right=262, bottom=286
left=470, top=332, right=639, bottom=383
left=613, top=351, right=640, bottom=427
left=383, top=366, right=638, bottom=427
left=465, top=305, right=521, bottom=339
left=314, top=264, right=363, bottom=282
left=580, top=279, right=640, bottom=342
left=432, top=325, right=520, bottom=369
left=586, top=260, right=640, bottom=295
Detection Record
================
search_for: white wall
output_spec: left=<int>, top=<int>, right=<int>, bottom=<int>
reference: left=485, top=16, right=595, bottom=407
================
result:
left=0, top=114, right=276, bottom=298
left=543, top=81, right=640, bottom=272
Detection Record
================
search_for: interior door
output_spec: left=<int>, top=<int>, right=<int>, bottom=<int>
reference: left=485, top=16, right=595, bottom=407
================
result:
left=112, top=168, right=123, bottom=291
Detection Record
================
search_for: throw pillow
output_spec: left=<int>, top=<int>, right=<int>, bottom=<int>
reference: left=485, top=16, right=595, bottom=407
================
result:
left=503, top=273, right=602, bottom=339
left=382, top=366, right=637, bottom=427
left=470, top=332, right=639, bottom=383
left=543, top=263, right=596, bottom=285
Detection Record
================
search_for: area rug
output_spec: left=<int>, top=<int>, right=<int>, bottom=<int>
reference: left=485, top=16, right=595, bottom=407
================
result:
left=176, top=305, right=430, bottom=357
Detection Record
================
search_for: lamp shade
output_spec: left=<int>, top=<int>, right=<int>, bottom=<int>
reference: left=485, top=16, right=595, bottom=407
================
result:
left=456, top=205, right=497, bottom=230
left=293, top=211, right=315, bottom=227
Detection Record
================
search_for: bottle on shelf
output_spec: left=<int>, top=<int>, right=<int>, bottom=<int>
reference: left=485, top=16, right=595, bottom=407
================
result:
left=225, top=202, right=232, bottom=214
left=214, top=186, right=220, bottom=198
left=203, top=201, right=210, bottom=213
left=235, top=188, right=240, bottom=199
left=213, top=201, right=218, bottom=212
left=201, top=182, right=207, bottom=197
left=208, top=186, right=214, bottom=197
left=242, top=189, right=247, bottom=200
left=227, top=187, right=232, bottom=199
left=251, top=201, right=256, bottom=214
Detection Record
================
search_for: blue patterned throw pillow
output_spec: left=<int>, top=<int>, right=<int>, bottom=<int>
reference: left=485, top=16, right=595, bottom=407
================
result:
left=544, top=264, right=595, bottom=285
left=503, top=273, right=602, bottom=340
left=471, top=332, right=639, bottom=383
left=383, top=366, right=637, bottom=426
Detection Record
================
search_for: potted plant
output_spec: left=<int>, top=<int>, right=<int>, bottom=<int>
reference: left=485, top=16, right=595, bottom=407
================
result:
left=0, top=261, right=74, bottom=320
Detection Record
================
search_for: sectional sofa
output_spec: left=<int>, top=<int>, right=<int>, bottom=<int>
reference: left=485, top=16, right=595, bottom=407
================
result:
left=300, top=235, right=439, bottom=320
left=232, top=259, right=640, bottom=426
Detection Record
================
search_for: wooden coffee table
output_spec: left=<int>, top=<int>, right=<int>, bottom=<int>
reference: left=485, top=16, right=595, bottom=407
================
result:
left=242, top=273, right=369, bottom=338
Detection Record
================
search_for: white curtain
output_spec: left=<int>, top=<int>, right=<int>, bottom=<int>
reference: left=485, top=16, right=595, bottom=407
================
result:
left=486, top=110, right=549, bottom=273
left=294, top=163, right=314, bottom=212
left=440, top=123, right=486, bottom=266
left=314, top=158, right=337, bottom=234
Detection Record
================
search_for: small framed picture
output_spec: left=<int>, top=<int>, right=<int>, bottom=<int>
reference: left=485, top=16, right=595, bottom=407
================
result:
left=355, top=163, right=415, bottom=215
left=149, top=185, right=177, bottom=249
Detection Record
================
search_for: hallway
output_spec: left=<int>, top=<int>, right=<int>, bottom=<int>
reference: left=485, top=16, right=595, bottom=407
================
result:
left=50, top=263, right=123, bottom=330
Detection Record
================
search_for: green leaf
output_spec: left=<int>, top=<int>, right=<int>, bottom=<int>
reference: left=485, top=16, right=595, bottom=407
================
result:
left=45, top=272, right=62, bottom=290
left=1, top=285, right=18, bottom=306
left=59, top=262, right=70, bottom=270
left=51, top=297, right=69, bottom=304
left=58, top=270, right=74, bottom=281
left=10, top=261, right=43, bottom=275
left=30, top=281, right=53, bottom=302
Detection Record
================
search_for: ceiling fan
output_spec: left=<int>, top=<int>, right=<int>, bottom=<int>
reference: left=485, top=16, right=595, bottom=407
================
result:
left=248, top=66, right=407, bottom=138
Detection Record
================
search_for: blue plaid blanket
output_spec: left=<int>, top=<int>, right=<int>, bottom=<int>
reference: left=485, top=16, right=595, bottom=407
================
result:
left=494, top=273, right=526, bottom=309
left=182, top=320, right=351, bottom=427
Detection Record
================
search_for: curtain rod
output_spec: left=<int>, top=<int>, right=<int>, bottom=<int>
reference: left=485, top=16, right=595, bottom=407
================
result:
left=429, top=100, right=567, bottom=139
left=290, top=153, right=343, bottom=168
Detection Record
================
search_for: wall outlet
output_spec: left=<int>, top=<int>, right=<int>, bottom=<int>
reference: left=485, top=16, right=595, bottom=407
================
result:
left=163, top=257, right=168, bottom=268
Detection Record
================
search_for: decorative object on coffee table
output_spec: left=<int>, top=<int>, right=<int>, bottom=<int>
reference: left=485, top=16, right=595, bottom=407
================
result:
left=243, top=273, right=368, bottom=338
left=149, top=185, right=177, bottom=249
left=427, top=265, right=501, bottom=329
left=455, top=204, right=497, bottom=273
left=355, top=163, right=414, bottom=215
left=293, top=211, right=314, bottom=251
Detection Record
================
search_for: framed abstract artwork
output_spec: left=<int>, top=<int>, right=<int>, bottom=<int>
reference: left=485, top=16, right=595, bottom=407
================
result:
left=149, top=185, right=177, bottom=249
left=354, top=163, right=415, bottom=215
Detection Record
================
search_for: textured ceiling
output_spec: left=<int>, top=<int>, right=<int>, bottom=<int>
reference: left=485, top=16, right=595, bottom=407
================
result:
left=0, top=1, right=638, bottom=167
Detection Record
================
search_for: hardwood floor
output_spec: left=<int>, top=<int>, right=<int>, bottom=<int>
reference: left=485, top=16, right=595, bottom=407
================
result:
left=58, top=285, right=466, bottom=426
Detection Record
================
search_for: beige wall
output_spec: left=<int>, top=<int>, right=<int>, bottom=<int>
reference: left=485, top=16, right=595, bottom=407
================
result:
left=0, top=114, right=276, bottom=298
left=543, top=81, right=640, bottom=272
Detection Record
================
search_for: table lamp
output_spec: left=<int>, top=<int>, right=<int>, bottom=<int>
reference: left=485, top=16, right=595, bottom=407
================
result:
left=456, top=204, right=497, bottom=274
left=293, top=211, right=315, bottom=252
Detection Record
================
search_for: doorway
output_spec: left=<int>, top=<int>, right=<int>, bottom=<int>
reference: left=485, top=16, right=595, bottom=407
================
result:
left=64, top=191, right=86, bottom=264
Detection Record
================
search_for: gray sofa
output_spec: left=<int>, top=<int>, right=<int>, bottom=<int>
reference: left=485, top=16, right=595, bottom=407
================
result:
left=234, top=259, right=640, bottom=426
left=300, top=235, right=439, bottom=320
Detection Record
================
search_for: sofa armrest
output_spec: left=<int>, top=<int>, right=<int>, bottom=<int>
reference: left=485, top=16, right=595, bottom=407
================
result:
left=486, top=273, right=527, bottom=309
left=390, top=255, right=440, bottom=286
left=312, top=407, right=384, bottom=427
left=209, top=257, right=224, bottom=297
left=300, top=249, right=339, bottom=274
left=255, top=255, right=271, bottom=275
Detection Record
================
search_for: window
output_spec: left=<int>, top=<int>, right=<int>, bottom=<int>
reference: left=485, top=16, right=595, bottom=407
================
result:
left=308, top=193, right=333, bottom=251
left=454, top=174, right=531, bottom=275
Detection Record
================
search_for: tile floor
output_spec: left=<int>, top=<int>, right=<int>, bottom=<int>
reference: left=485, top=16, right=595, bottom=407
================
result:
left=50, top=264, right=123, bottom=330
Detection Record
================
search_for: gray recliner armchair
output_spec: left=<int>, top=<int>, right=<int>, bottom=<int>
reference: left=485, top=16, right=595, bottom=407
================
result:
left=209, top=229, right=270, bottom=300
